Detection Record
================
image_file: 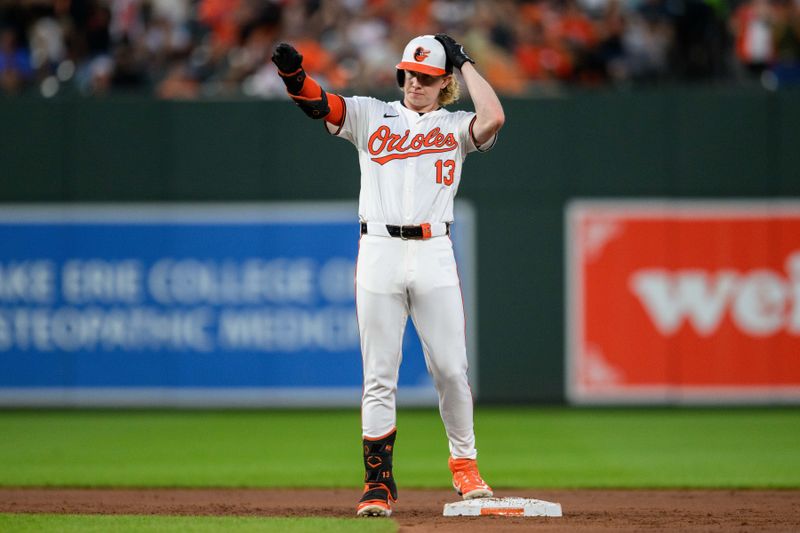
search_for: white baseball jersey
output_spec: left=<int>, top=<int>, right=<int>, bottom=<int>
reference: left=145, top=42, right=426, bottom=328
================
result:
left=326, top=97, right=497, bottom=226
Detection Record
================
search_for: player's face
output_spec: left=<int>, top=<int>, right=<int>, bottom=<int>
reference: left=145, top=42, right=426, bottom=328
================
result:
left=403, top=70, right=450, bottom=113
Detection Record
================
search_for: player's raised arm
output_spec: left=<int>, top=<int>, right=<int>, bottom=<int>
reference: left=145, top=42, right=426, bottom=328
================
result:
left=435, top=34, right=504, bottom=146
left=271, top=43, right=344, bottom=126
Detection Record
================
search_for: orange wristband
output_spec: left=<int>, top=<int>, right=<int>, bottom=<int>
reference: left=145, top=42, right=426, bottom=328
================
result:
left=326, top=92, right=344, bottom=126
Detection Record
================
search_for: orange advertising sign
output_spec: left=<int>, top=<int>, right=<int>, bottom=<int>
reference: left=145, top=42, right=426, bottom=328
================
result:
left=567, top=201, right=800, bottom=403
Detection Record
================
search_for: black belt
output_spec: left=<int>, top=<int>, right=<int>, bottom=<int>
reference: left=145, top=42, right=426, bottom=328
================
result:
left=360, top=222, right=449, bottom=240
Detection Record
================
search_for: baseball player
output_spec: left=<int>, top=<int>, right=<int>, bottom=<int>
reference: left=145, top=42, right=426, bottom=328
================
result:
left=272, top=33, right=504, bottom=517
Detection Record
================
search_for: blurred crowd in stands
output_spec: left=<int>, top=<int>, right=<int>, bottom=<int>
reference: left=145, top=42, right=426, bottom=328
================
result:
left=1, top=0, right=800, bottom=98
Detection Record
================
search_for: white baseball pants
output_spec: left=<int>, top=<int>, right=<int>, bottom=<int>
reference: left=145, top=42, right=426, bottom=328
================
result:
left=356, top=233, right=477, bottom=459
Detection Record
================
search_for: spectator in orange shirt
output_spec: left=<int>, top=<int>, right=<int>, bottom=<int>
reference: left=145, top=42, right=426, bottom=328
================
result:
left=199, top=0, right=242, bottom=52
left=558, top=0, right=599, bottom=49
left=557, top=0, right=603, bottom=83
left=515, top=20, right=573, bottom=81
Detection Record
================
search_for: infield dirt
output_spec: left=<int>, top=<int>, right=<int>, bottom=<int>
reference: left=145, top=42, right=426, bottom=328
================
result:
left=2, top=488, right=799, bottom=531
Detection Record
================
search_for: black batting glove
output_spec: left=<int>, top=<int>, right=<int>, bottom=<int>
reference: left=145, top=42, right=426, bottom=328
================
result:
left=272, top=43, right=303, bottom=73
left=434, top=33, right=475, bottom=70
left=272, top=43, right=306, bottom=94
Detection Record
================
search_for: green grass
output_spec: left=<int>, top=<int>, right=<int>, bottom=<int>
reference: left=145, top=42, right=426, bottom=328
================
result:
left=0, top=514, right=396, bottom=533
left=0, top=408, right=798, bottom=488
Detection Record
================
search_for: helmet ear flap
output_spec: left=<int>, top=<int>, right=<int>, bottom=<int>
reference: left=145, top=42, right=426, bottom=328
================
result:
left=396, top=69, right=404, bottom=87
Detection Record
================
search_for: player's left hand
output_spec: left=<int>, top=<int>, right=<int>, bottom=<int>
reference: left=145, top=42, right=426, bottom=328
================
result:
left=434, top=34, right=475, bottom=70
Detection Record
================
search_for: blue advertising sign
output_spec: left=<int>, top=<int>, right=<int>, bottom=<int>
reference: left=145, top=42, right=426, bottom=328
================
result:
left=0, top=203, right=476, bottom=407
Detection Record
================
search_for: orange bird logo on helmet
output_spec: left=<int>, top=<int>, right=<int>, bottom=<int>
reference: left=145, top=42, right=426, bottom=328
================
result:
left=413, top=47, right=430, bottom=62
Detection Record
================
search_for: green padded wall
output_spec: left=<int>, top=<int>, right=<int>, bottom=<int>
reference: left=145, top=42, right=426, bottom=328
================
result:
left=2, top=88, right=799, bottom=402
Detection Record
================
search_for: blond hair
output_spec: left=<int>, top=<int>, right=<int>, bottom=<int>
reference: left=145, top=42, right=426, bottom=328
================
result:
left=438, top=75, right=460, bottom=106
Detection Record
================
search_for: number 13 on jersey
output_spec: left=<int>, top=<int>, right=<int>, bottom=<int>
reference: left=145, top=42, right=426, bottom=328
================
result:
left=435, top=159, right=456, bottom=186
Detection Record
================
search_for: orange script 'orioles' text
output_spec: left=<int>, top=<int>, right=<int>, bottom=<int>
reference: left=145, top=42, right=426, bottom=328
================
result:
left=368, top=126, right=457, bottom=165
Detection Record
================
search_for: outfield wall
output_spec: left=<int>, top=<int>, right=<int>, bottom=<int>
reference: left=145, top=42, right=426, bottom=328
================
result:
left=2, top=88, right=800, bottom=404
